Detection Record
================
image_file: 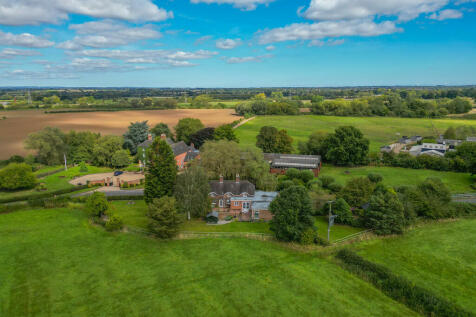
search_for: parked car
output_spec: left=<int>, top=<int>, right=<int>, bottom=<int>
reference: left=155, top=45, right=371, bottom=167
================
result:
left=114, top=171, right=124, bottom=176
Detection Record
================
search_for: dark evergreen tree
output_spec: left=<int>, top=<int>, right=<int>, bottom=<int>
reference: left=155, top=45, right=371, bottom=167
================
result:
left=175, top=165, right=211, bottom=220
left=144, top=139, right=177, bottom=204
left=147, top=197, right=181, bottom=239
left=123, top=121, right=149, bottom=155
left=189, top=127, right=215, bottom=149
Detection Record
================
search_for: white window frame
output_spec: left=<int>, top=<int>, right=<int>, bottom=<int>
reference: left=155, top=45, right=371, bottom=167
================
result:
left=233, top=201, right=240, bottom=207
left=219, top=199, right=224, bottom=208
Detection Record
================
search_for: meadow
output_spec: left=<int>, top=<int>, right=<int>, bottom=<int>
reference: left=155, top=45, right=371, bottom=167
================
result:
left=0, top=208, right=416, bottom=316
left=0, top=109, right=239, bottom=159
left=320, top=165, right=475, bottom=193
left=354, top=218, right=476, bottom=313
left=234, top=115, right=476, bottom=152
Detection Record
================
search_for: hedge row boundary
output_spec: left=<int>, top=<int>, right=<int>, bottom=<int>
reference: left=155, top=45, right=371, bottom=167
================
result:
left=336, top=249, right=473, bottom=317
left=0, top=185, right=90, bottom=204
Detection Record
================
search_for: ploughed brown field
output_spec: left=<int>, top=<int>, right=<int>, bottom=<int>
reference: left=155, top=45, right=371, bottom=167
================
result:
left=0, top=109, right=240, bottom=159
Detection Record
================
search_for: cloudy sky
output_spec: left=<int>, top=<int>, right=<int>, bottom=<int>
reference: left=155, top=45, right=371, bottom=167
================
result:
left=0, top=0, right=475, bottom=87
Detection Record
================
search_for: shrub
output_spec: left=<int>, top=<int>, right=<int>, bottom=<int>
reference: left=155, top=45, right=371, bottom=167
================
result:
left=28, top=196, right=70, bottom=209
left=336, top=249, right=472, bottom=317
left=105, top=215, right=124, bottom=231
left=300, top=228, right=318, bottom=245
left=0, top=184, right=90, bottom=204
left=299, top=170, right=315, bottom=184
left=285, top=168, right=300, bottom=180
left=319, top=175, right=335, bottom=188
left=315, top=236, right=331, bottom=246
left=367, top=173, right=383, bottom=183
left=338, top=177, right=375, bottom=208
left=277, top=180, right=294, bottom=191
left=79, top=161, right=88, bottom=173
left=85, top=192, right=109, bottom=218
left=148, top=196, right=181, bottom=239
left=0, top=163, right=36, bottom=190
left=328, top=183, right=343, bottom=193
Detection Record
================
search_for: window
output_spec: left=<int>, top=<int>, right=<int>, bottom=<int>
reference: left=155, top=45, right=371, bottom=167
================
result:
left=243, top=202, right=250, bottom=209
left=219, top=199, right=224, bottom=208
left=233, top=201, right=240, bottom=207
left=254, top=211, right=260, bottom=219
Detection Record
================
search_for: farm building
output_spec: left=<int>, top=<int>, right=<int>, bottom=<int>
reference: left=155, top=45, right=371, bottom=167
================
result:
left=209, top=175, right=277, bottom=221
left=138, top=133, right=199, bottom=169
left=264, top=153, right=322, bottom=177
left=409, top=143, right=447, bottom=157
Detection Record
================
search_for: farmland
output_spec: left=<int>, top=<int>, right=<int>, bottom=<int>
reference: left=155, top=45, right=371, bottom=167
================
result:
left=0, top=109, right=239, bottom=159
left=0, top=208, right=416, bottom=316
left=320, top=165, right=476, bottom=193
left=234, top=115, right=476, bottom=152
left=354, top=218, right=476, bottom=313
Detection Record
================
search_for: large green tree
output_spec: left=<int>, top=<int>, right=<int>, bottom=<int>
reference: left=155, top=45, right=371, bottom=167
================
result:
left=24, top=127, right=66, bottom=166
left=111, top=150, right=131, bottom=168
left=338, top=177, right=375, bottom=208
left=92, top=135, right=123, bottom=167
left=214, top=124, right=239, bottom=142
left=269, top=186, right=316, bottom=242
left=144, top=139, right=177, bottom=204
left=298, top=131, right=328, bottom=155
left=150, top=123, right=172, bottom=139
left=322, top=126, right=369, bottom=166
left=256, top=126, right=293, bottom=153
left=85, top=192, right=109, bottom=218
left=65, top=131, right=100, bottom=164
left=147, top=196, right=182, bottom=239
left=174, top=118, right=204, bottom=143
left=189, top=127, right=215, bottom=149
left=175, top=165, right=211, bottom=220
left=363, top=191, right=405, bottom=235
left=275, top=129, right=293, bottom=153
left=123, top=121, right=149, bottom=155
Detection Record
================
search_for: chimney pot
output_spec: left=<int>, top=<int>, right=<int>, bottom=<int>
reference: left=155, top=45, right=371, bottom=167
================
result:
left=236, top=174, right=240, bottom=183
left=160, top=133, right=166, bottom=140
left=219, top=175, right=224, bottom=183
left=147, top=133, right=152, bottom=141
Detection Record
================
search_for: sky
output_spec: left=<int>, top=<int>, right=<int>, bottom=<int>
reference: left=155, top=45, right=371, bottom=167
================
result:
left=0, top=0, right=475, bottom=87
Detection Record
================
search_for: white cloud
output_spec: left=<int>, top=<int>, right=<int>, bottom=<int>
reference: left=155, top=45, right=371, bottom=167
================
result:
left=0, top=30, right=54, bottom=48
left=58, top=20, right=161, bottom=49
left=301, top=0, right=449, bottom=22
left=0, top=0, right=172, bottom=25
left=259, top=20, right=401, bottom=44
left=216, top=38, right=242, bottom=49
left=308, top=38, right=345, bottom=47
left=429, top=9, right=463, bottom=20
left=190, top=0, right=274, bottom=11
left=265, top=45, right=275, bottom=51
left=195, top=35, right=213, bottom=45
left=73, top=49, right=219, bottom=67
left=225, top=54, right=272, bottom=63
left=0, top=48, right=41, bottom=58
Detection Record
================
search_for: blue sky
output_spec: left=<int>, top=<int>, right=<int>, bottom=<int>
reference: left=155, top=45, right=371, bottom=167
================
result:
left=0, top=0, right=475, bottom=87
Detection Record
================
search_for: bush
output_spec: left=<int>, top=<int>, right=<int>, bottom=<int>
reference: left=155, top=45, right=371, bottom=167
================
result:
left=0, top=163, right=36, bottom=190
left=79, top=161, right=88, bottom=173
left=315, top=236, right=331, bottom=246
left=0, top=184, right=90, bottom=204
left=367, top=173, right=383, bottom=183
left=328, top=183, right=343, bottom=193
left=105, top=215, right=124, bottom=231
left=300, top=228, right=318, bottom=245
left=336, top=249, right=472, bottom=317
left=106, top=195, right=144, bottom=201
left=85, top=192, right=108, bottom=218
left=277, top=180, right=294, bottom=191
left=28, top=196, right=70, bottom=209
left=319, top=175, right=335, bottom=188
left=35, top=167, right=64, bottom=178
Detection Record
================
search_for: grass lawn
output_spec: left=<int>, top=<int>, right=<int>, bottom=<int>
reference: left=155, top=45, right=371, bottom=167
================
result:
left=235, top=115, right=476, bottom=152
left=320, top=165, right=475, bottom=193
left=0, top=208, right=416, bottom=316
left=0, top=165, right=112, bottom=200
left=353, top=218, right=476, bottom=313
left=110, top=201, right=363, bottom=242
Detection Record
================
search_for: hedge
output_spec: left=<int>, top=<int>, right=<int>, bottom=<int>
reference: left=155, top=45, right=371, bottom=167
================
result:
left=0, top=184, right=90, bottom=204
left=336, top=249, right=473, bottom=317
left=35, top=167, right=66, bottom=179
left=107, top=195, right=144, bottom=201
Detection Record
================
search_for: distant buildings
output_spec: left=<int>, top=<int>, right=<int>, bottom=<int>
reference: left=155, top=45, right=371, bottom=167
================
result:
left=264, top=153, right=322, bottom=177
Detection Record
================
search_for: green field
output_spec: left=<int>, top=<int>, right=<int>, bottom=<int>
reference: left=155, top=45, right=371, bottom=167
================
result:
left=110, top=201, right=363, bottom=242
left=320, top=165, right=475, bottom=193
left=354, top=219, right=476, bottom=313
left=0, top=208, right=416, bottom=316
left=0, top=165, right=112, bottom=200
left=235, top=115, right=476, bottom=152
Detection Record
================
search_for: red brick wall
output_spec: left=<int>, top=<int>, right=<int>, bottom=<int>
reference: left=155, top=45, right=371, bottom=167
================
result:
left=175, top=152, right=187, bottom=169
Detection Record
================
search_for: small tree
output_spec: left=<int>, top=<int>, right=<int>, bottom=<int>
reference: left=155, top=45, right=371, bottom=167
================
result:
left=85, top=192, right=109, bottom=218
left=214, top=124, right=239, bottom=142
left=338, top=177, right=375, bottom=207
left=111, top=150, right=130, bottom=168
left=150, top=123, right=172, bottom=139
left=24, top=127, right=66, bottom=166
left=144, top=139, right=177, bottom=204
left=332, top=198, right=353, bottom=225
left=269, top=186, right=316, bottom=242
left=148, top=197, right=182, bottom=239
left=79, top=161, right=88, bottom=173
left=275, top=129, right=293, bottom=153
left=175, top=165, right=211, bottom=220
left=256, top=126, right=278, bottom=153
left=323, top=126, right=370, bottom=166
left=0, top=163, right=36, bottom=190
left=174, top=118, right=204, bottom=143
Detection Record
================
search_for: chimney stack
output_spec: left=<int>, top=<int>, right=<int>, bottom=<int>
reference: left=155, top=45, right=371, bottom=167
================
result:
left=160, top=133, right=166, bottom=140
left=147, top=133, right=152, bottom=141
left=236, top=174, right=240, bottom=183
left=219, top=175, right=224, bottom=183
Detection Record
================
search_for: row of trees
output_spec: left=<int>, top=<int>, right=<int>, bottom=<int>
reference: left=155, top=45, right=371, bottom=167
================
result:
left=235, top=93, right=302, bottom=116
left=311, top=95, right=473, bottom=118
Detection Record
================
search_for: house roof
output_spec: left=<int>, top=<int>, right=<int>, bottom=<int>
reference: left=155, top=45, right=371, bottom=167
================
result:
left=420, top=150, right=445, bottom=157
left=264, top=153, right=321, bottom=169
left=207, top=211, right=219, bottom=218
left=209, top=180, right=255, bottom=196
left=467, top=137, right=476, bottom=142
left=138, top=137, right=197, bottom=158
left=252, top=191, right=278, bottom=211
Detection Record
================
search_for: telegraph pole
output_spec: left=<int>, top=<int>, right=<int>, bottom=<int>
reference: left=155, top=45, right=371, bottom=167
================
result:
left=327, top=200, right=337, bottom=242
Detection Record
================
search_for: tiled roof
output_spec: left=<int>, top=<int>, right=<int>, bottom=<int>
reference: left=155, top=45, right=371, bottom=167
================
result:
left=138, top=137, right=197, bottom=158
left=209, top=180, right=255, bottom=196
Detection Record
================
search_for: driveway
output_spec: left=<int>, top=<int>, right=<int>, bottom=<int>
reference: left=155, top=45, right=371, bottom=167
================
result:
left=69, top=172, right=144, bottom=186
